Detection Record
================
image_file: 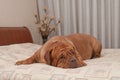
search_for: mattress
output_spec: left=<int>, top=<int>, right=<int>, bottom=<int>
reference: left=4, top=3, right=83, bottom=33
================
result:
left=0, top=43, right=120, bottom=80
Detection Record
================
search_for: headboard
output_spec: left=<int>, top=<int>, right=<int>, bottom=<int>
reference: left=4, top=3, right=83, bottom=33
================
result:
left=0, top=27, right=33, bottom=46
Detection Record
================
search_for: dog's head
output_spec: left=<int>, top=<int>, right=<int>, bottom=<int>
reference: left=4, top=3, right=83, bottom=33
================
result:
left=41, top=40, right=86, bottom=68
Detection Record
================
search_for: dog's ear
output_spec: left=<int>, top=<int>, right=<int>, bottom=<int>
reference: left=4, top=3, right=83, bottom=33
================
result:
left=44, top=49, right=53, bottom=65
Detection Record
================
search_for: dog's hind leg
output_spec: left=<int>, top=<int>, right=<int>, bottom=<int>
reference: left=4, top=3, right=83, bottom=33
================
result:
left=92, top=44, right=102, bottom=59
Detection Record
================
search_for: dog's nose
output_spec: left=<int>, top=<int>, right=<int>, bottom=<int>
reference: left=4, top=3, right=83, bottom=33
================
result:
left=70, top=58, right=76, bottom=62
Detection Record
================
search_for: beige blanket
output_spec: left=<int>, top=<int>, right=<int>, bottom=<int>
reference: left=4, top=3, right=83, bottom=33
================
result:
left=0, top=43, right=120, bottom=80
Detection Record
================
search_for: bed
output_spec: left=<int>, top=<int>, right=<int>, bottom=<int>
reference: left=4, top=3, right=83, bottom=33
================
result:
left=0, top=27, right=120, bottom=80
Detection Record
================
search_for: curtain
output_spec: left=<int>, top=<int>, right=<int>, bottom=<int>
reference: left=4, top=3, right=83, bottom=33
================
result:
left=37, top=0, right=120, bottom=48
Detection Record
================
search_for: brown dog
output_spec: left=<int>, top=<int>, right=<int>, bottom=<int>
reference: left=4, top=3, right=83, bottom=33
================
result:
left=16, top=33, right=102, bottom=68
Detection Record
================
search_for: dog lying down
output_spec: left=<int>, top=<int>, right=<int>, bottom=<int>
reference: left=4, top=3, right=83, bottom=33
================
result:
left=16, top=33, right=102, bottom=68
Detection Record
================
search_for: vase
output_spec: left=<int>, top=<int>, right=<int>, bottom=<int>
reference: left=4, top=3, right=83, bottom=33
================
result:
left=42, top=35, right=48, bottom=44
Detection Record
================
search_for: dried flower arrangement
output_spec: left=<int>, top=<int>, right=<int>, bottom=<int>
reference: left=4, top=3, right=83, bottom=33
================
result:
left=35, top=6, right=61, bottom=44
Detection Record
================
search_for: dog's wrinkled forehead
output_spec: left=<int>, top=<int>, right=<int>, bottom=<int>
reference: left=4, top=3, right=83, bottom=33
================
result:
left=54, top=41, right=75, bottom=53
left=53, top=46, right=75, bottom=56
left=60, top=47, right=73, bottom=52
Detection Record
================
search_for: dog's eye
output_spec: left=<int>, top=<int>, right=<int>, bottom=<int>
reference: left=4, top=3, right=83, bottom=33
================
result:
left=59, top=55, right=64, bottom=59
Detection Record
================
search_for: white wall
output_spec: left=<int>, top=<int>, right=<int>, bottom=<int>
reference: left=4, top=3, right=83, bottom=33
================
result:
left=0, top=0, right=42, bottom=44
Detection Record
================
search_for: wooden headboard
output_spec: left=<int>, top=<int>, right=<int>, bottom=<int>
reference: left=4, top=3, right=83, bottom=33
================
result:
left=0, top=27, right=33, bottom=46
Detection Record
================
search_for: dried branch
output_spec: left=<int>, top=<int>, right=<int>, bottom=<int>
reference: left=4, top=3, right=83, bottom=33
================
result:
left=38, top=6, right=61, bottom=37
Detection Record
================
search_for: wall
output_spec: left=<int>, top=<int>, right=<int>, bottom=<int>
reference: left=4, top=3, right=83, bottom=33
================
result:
left=0, top=0, right=42, bottom=44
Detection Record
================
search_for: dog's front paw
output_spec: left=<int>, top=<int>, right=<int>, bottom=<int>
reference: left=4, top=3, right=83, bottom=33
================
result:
left=15, top=61, right=24, bottom=65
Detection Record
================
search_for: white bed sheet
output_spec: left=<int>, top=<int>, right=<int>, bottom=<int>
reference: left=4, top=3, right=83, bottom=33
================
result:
left=0, top=43, right=120, bottom=80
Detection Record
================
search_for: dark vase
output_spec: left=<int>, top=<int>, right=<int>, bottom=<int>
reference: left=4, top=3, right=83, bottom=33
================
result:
left=42, top=35, right=48, bottom=44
